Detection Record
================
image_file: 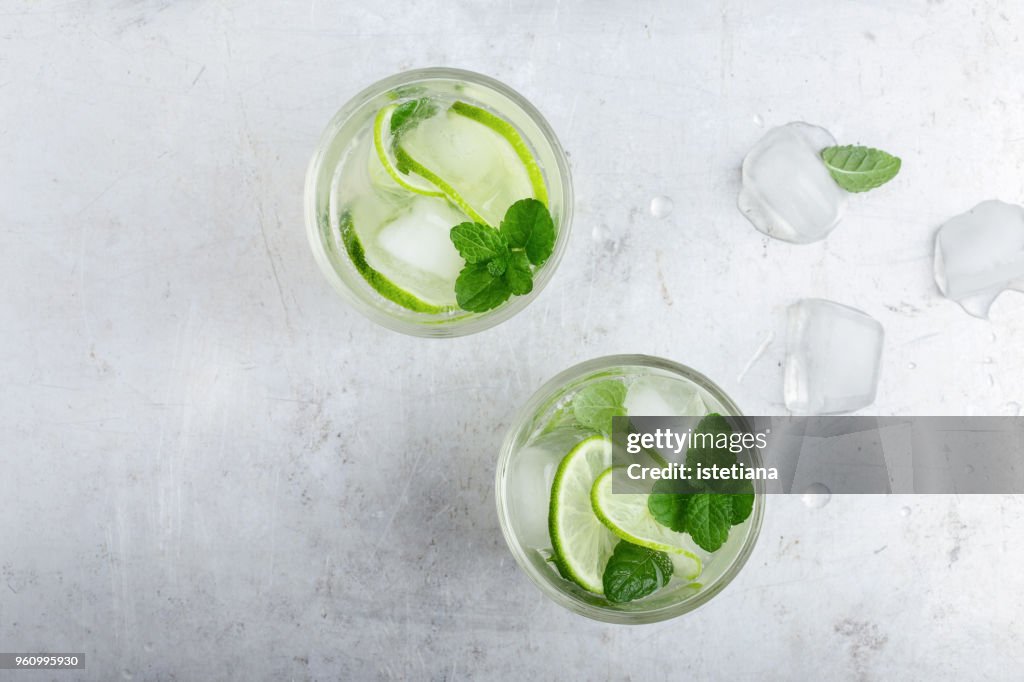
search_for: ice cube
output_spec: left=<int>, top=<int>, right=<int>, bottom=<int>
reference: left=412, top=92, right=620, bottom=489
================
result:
left=504, top=439, right=567, bottom=549
left=784, top=299, right=884, bottom=414
left=375, top=197, right=466, bottom=281
left=933, top=200, right=1024, bottom=317
left=737, top=122, right=847, bottom=244
left=624, top=375, right=707, bottom=417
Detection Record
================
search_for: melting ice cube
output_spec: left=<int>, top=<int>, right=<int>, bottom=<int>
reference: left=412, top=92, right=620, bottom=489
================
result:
left=738, top=122, right=847, bottom=244
left=624, top=375, right=707, bottom=417
left=375, top=197, right=466, bottom=281
left=784, top=299, right=884, bottom=414
left=934, top=200, right=1024, bottom=317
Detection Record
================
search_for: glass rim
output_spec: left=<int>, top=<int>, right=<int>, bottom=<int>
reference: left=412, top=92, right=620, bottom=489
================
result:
left=303, top=67, right=574, bottom=338
left=495, top=354, right=766, bottom=624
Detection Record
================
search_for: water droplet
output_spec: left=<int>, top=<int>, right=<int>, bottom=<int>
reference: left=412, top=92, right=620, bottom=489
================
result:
left=144, top=642, right=154, bottom=653
left=900, top=506, right=912, bottom=517
left=649, top=195, right=674, bottom=219
left=122, top=671, right=133, bottom=681
left=983, top=356, right=995, bottom=365
left=988, top=374, right=996, bottom=388
left=907, top=362, right=917, bottom=370
left=965, top=464, right=975, bottom=475
left=591, top=224, right=611, bottom=242
left=801, top=483, right=831, bottom=508
left=990, top=332, right=997, bottom=342
left=1003, top=401, right=1022, bottom=416
left=752, top=113, right=765, bottom=128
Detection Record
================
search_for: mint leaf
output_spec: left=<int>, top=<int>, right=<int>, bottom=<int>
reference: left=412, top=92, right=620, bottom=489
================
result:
left=684, top=493, right=733, bottom=553
left=685, top=413, right=738, bottom=475
left=500, top=198, right=555, bottom=266
left=450, top=222, right=509, bottom=265
left=447, top=197, right=552, bottom=313
left=390, top=97, right=437, bottom=138
left=454, top=263, right=512, bottom=312
left=572, top=380, right=627, bottom=433
left=821, top=145, right=901, bottom=193
left=505, top=251, right=533, bottom=295
left=487, top=258, right=507, bottom=277
left=719, top=477, right=755, bottom=524
left=647, top=479, right=700, bottom=533
left=602, top=541, right=673, bottom=604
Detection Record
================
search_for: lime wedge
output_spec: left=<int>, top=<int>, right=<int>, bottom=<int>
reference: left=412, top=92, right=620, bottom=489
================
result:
left=589, top=468, right=702, bottom=580
left=449, top=100, right=549, bottom=206
left=548, top=436, right=618, bottom=594
left=373, top=104, right=444, bottom=198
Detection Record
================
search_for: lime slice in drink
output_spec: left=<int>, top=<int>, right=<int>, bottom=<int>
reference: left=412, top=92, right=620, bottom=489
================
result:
left=399, top=107, right=534, bottom=227
left=373, top=104, right=445, bottom=198
left=448, top=100, right=548, bottom=207
left=548, top=436, right=618, bottom=594
left=341, top=199, right=463, bottom=312
left=590, top=468, right=702, bottom=580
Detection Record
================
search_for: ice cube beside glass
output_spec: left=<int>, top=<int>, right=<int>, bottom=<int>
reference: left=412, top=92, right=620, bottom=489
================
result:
left=784, top=299, right=884, bottom=414
left=737, top=122, right=848, bottom=244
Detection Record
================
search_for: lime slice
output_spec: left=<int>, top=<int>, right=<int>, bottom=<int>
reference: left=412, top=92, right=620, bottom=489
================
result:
left=548, top=436, right=618, bottom=594
left=338, top=210, right=448, bottom=314
left=449, top=100, right=549, bottom=206
left=373, top=104, right=444, bottom=198
left=590, top=468, right=702, bottom=580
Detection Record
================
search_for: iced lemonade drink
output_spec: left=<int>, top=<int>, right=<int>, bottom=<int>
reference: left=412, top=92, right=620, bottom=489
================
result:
left=496, top=356, right=764, bottom=623
left=305, top=68, right=572, bottom=336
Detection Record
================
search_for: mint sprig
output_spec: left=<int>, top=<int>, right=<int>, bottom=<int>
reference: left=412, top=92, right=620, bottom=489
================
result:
left=602, top=540, right=673, bottom=604
left=449, top=198, right=554, bottom=312
left=821, top=145, right=901, bottom=193
left=647, top=413, right=756, bottom=552
left=390, top=98, right=437, bottom=138
left=571, top=380, right=627, bottom=434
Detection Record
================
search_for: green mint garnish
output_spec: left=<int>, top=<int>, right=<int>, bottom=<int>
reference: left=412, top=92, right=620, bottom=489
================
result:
left=501, top=197, right=555, bottom=267
left=505, top=251, right=533, bottom=295
left=571, top=380, right=627, bottom=434
left=454, top=263, right=512, bottom=312
left=647, top=479, right=700, bottom=533
left=602, top=540, right=674, bottom=604
left=449, top=198, right=554, bottom=312
left=389, top=98, right=437, bottom=138
left=647, top=413, right=756, bottom=552
left=685, top=413, right=741, bottom=473
left=680, top=493, right=733, bottom=553
left=725, top=479, right=755, bottom=524
left=821, top=145, right=901, bottom=193
left=450, top=222, right=509, bottom=264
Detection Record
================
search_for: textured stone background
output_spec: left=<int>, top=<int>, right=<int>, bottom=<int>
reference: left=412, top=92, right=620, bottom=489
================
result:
left=2, top=1, right=1023, bottom=679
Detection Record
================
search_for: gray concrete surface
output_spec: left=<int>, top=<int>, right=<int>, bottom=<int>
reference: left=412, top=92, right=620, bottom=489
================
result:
left=2, top=1, right=1023, bottom=679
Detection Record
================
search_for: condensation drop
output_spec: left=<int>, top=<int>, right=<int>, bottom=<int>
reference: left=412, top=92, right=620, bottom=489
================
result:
left=753, top=113, right=765, bottom=127
left=983, top=356, right=995, bottom=365
left=907, top=362, right=917, bottom=370
left=965, top=464, right=976, bottom=475
left=1003, top=401, right=1022, bottom=417
left=649, top=195, right=674, bottom=219
left=591, top=224, right=611, bottom=242
left=801, top=482, right=831, bottom=508
left=900, top=506, right=912, bottom=517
